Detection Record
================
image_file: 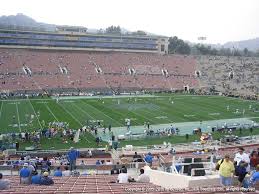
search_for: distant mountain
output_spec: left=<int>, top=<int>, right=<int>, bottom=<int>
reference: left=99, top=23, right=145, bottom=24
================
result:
left=0, top=13, right=157, bottom=36
left=186, top=39, right=259, bottom=51
left=0, top=13, right=56, bottom=31
left=223, top=38, right=259, bottom=51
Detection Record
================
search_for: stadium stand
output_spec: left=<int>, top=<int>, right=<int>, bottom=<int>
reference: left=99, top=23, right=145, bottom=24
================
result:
left=0, top=26, right=258, bottom=194
left=1, top=175, right=166, bottom=194
left=197, top=56, right=259, bottom=96
left=0, top=49, right=198, bottom=93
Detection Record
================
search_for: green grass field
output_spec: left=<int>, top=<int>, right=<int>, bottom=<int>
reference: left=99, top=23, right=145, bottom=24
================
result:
left=0, top=94, right=258, bottom=150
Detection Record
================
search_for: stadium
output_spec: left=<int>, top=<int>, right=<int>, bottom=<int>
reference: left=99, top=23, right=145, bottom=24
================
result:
left=0, top=3, right=259, bottom=193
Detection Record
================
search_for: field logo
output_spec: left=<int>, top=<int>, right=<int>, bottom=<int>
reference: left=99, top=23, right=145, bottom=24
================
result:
left=209, top=113, right=220, bottom=116
left=155, top=116, right=168, bottom=119
left=184, top=115, right=195, bottom=117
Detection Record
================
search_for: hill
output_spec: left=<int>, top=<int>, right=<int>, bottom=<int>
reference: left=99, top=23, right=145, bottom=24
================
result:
left=0, top=13, right=56, bottom=31
left=223, top=38, right=259, bottom=51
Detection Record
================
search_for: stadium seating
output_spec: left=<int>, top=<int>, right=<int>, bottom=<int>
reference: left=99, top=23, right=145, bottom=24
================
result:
left=197, top=56, right=259, bottom=95
left=1, top=175, right=166, bottom=194
left=0, top=49, right=258, bottom=96
left=2, top=174, right=258, bottom=194
left=0, top=49, right=198, bottom=93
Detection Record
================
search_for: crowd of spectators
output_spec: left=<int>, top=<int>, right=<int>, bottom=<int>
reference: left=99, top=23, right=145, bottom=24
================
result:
left=0, top=122, right=83, bottom=151
left=197, top=56, right=259, bottom=97
left=216, top=147, right=259, bottom=188
left=0, top=49, right=198, bottom=92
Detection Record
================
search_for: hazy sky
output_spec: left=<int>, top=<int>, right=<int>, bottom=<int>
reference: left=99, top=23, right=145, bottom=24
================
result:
left=1, top=0, right=259, bottom=44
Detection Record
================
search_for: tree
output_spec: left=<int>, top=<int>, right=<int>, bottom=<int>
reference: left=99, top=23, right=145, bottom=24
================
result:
left=243, top=48, right=249, bottom=56
left=233, top=49, right=241, bottom=56
left=218, top=48, right=232, bottom=56
left=211, top=48, right=218, bottom=56
left=194, top=44, right=211, bottom=55
left=98, top=28, right=104, bottom=34
left=105, top=25, right=121, bottom=34
left=132, top=30, right=147, bottom=36
left=168, top=36, right=191, bottom=55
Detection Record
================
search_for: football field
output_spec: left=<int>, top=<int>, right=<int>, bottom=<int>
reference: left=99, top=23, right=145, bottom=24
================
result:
left=0, top=94, right=258, bottom=134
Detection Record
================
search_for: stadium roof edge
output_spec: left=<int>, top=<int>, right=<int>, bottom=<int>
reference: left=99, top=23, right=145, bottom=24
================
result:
left=0, top=44, right=158, bottom=53
left=0, top=28, right=168, bottom=39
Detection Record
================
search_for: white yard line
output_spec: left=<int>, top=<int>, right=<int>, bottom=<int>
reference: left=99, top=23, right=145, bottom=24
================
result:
left=72, top=102, right=95, bottom=120
left=28, top=99, right=43, bottom=130
left=58, top=103, right=90, bottom=143
left=80, top=100, right=122, bottom=126
left=58, top=103, right=83, bottom=126
left=45, top=104, right=59, bottom=122
left=15, top=102, right=21, bottom=132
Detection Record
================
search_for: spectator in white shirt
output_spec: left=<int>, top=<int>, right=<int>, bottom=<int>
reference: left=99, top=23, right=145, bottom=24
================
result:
left=106, top=160, right=112, bottom=165
left=117, top=168, right=129, bottom=183
left=234, top=147, right=250, bottom=186
left=234, top=147, right=250, bottom=172
left=62, top=166, right=71, bottom=176
left=88, top=150, right=92, bottom=158
left=137, top=169, right=150, bottom=183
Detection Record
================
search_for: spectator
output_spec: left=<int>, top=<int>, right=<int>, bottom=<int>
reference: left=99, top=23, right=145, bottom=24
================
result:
left=120, top=165, right=127, bottom=174
left=136, top=169, right=150, bottom=183
left=234, top=147, right=250, bottom=186
left=111, top=162, right=120, bottom=175
left=80, top=160, right=86, bottom=166
left=106, top=160, right=112, bottom=165
left=120, top=154, right=129, bottom=165
left=20, top=163, right=31, bottom=184
left=217, top=155, right=235, bottom=186
left=0, top=173, right=11, bottom=190
left=250, top=151, right=259, bottom=170
left=28, top=162, right=36, bottom=174
left=31, top=171, right=41, bottom=185
left=67, top=147, right=79, bottom=171
left=144, top=152, right=153, bottom=166
left=249, top=164, right=259, bottom=186
left=117, top=168, right=129, bottom=183
left=133, top=152, right=142, bottom=162
left=41, top=157, right=51, bottom=173
left=96, top=160, right=101, bottom=166
left=53, top=166, right=62, bottom=177
left=40, top=172, right=54, bottom=185
left=62, top=166, right=71, bottom=176
left=88, top=150, right=92, bottom=158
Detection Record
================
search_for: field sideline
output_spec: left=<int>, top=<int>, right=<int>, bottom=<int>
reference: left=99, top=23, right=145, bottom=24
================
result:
left=0, top=94, right=258, bottom=134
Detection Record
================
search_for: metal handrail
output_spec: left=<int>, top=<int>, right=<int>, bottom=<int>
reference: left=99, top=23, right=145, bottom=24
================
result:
left=158, top=153, right=166, bottom=171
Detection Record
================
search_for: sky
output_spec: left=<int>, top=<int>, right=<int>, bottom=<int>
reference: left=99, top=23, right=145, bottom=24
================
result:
left=0, top=0, right=259, bottom=44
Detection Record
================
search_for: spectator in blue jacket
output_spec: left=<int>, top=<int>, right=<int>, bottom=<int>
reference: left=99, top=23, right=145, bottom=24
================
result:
left=67, top=147, right=79, bottom=171
left=250, top=165, right=259, bottom=184
left=96, top=160, right=101, bottom=166
left=20, top=163, right=31, bottom=184
left=40, top=172, right=54, bottom=185
left=144, top=153, right=153, bottom=166
left=31, top=171, right=41, bottom=184
left=243, top=164, right=259, bottom=188
left=53, top=166, right=62, bottom=177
